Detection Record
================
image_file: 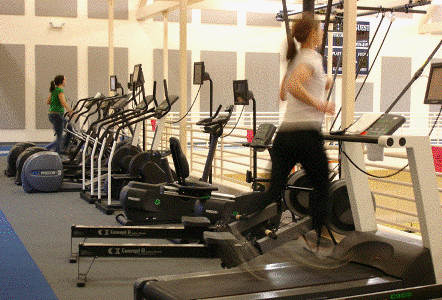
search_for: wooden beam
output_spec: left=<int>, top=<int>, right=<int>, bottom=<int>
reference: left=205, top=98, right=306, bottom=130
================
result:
left=419, top=4, right=442, bottom=34
left=179, top=0, right=188, bottom=156
left=137, top=0, right=288, bottom=21
left=138, top=0, right=149, bottom=8
left=108, top=0, right=115, bottom=96
left=137, top=0, right=202, bottom=21
left=341, top=0, right=356, bottom=128
left=137, top=1, right=178, bottom=21
left=163, top=11, right=169, bottom=83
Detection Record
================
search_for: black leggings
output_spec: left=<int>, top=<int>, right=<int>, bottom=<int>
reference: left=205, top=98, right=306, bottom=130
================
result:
left=259, top=130, right=331, bottom=231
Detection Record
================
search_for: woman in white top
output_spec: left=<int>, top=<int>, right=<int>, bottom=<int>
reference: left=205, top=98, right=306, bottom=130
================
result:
left=259, top=12, right=335, bottom=241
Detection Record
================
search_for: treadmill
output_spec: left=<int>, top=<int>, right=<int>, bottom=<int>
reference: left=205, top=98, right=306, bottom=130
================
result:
left=133, top=230, right=436, bottom=299
left=133, top=130, right=442, bottom=300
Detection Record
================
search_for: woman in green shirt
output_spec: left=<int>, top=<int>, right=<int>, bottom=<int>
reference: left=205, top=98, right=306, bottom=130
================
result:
left=46, top=75, right=73, bottom=153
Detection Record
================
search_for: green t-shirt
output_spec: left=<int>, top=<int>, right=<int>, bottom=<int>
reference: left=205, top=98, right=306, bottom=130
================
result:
left=49, top=87, right=64, bottom=114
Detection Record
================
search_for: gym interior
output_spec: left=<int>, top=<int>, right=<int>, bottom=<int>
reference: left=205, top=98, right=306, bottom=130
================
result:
left=1, top=0, right=442, bottom=299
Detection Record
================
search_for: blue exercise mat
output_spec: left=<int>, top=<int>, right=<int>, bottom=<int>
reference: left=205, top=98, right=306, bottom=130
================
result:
left=0, top=145, right=10, bottom=157
left=0, top=209, right=58, bottom=300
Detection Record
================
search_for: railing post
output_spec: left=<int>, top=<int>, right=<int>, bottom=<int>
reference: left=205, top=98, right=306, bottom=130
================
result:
left=220, top=135, right=224, bottom=181
left=190, top=121, right=194, bottom=172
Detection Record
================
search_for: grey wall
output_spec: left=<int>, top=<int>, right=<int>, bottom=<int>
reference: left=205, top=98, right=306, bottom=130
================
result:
left=0, top=44, right=26, bottom=129
left=246, top=12, right=280, bottom=27
left=35, top=0, right=77, bottom=17
left=0, top=0, right=24, bottom=15
left=380, top=56, right=411, bottom=113
left=153, top=49, right=192, bottom=112
left=88, top=0, right=128, bottom=19
left=88, top=47, right=129, bottom=97
left=245, top=52, right=280, bottom=112
left=201, top=10, right=237, bottom=25
left=35, top=45, right=78, bottom=129
left=200, top=51, right=237, bottom=112
left=355, top=82, right=374, bottom=112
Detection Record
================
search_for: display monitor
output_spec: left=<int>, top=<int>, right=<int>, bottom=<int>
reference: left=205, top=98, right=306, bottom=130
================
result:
left=233, top=80, right=250, bottom=105
left=424, top=62, right=442, bottom=105
left=132, top=64, right=144, bottom=86
left=110, top=75, right=117, bottom=92
left=193, top=62, right=205, bottom=85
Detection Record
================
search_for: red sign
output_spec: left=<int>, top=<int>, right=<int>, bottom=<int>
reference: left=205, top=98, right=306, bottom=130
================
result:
left=247, top=130, right=254, bottom=143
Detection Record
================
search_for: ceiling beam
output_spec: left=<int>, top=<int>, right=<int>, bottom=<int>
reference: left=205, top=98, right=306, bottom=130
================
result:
left=137, top=0, right=295, bottom=21
left=419, top=4, right=442, bottom=34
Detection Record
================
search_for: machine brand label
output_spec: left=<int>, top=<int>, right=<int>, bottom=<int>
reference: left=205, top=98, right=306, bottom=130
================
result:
left=97, top=229, right=142, bottom=237
left=107, top=247, right=162, bottom=256
left=31, top=170, right=61, bottom=176
left=390, top=292, right=413, bottom=299
left=128, top=197, right=141, bottom=202
left=205, top=210, right=219, bottom=215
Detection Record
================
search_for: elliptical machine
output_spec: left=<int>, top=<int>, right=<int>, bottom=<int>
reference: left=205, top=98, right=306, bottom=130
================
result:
left=4, top=142, right=36, bottom=177
left=80, top=67, right=158, bottom=203
left=94, top=79, right=180, bottom=214
left=18, top=89, right=132, bottom=193
left=4, top=93, right=105, bottom=179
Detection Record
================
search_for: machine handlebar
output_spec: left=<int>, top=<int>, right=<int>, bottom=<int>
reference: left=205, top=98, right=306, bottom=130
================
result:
left=196, top=105, right=233, bottom=127
left=196, top=105, right=223, bottom=126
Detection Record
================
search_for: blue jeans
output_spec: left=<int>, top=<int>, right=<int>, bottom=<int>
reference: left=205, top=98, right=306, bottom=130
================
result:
left=47, top=113, right=72, bottom=153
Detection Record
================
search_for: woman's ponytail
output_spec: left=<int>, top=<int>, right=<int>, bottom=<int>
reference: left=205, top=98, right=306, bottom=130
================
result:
left=285, top=12, right=318, bottom=64
left=49, top=81, right=56, bottom=93
left=286, top=39, right=297, bottom=62
left=50, top=75, right=65, bottom=93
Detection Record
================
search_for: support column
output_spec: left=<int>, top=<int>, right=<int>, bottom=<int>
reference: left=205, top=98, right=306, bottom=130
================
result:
left=325, top=24, right=334, bottom=130
left=163, top=11, right=169, bottom=82
left=26, top=44, right=36, bottom=133
left=108, top=0, right=115, bottom=96
left=341, top=0, right=357, bottom=128
left=179, top=0, right=188, bottom=155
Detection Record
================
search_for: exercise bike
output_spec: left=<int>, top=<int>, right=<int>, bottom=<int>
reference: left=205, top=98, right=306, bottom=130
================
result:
left=116, top=104, right=237, bottom=225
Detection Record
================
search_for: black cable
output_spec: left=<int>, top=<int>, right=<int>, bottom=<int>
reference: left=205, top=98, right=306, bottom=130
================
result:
left=221, top=106, right=245, bottom=138
left=355, top=19, right=393, bottom=101
left=166, top=84, right=202, bottom=124
left=339, top=142, right=408, bottom=179
left=339, top=45, right=442, bottom=179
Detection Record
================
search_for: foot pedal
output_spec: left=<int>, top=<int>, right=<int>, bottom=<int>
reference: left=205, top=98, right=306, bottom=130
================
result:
left=263, top=228, right=277, bottom=239
left=204, top=231, right=259, bottom=268
left=181, top=216, right=211, bottom=228
left=231, top=214, right=249, bottom=221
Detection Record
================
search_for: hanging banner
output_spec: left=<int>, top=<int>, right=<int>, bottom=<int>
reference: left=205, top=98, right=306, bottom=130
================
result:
left=324, top=21, right=370, bottom=75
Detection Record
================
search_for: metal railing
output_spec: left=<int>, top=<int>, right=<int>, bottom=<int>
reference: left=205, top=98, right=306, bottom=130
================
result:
left=146, top=111, right=442, bottom=235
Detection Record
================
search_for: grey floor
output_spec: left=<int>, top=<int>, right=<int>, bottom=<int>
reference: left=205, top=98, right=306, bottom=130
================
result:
left=0, top=157, right=226, bottom=300
left=4, top=155, right=442, bottom=300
